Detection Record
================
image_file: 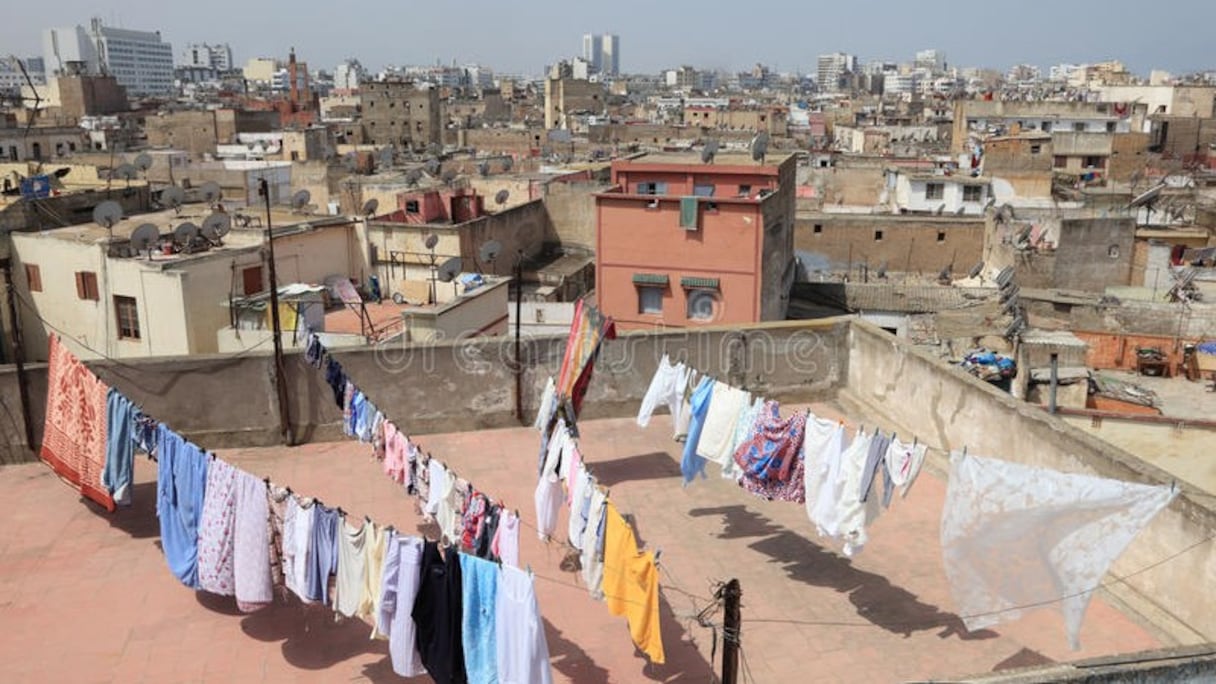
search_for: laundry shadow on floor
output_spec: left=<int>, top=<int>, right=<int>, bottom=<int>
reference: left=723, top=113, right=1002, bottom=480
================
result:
left=640, top=592, right=718, bottom=682
left=693, top=507, right=996, bottom=641
left=589, top=452, right=681, bottom=487
left=545, top=616, right=612, bottom=684
left=235, top=597, right=389, bottom=670
left=993, top=647, right=1054, bottom=671
left=82, top=480, right=161, bottom=539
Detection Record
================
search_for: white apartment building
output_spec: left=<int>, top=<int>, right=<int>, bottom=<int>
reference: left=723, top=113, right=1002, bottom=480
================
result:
left=817, top=53, right=856, bottom=92
left=43, top=18, right=174, bottom=96
left=179, top=43, right=233, bottom=71
left=333, top=59, right=365, bottom=92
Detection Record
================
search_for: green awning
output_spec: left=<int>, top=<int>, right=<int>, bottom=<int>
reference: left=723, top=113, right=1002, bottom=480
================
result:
left=681, top=276, right=720, bottom=289
left=680, top=196, right=699, bottom=228
left=632, top=273, right=670, bottom=286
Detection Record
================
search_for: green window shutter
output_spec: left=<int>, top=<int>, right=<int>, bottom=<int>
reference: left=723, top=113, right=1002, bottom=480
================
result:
left=632, top=273, right=669, bottom=286
left=680, top=276, right=720, bottom=289
left=679, top=196, right=699, bottom=228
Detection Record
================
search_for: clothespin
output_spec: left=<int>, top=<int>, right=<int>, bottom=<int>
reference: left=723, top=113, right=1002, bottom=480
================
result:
left=962, top=446, right=968, bottom=458
left=263, top=476, right=271, bottom=489
left=337, top=507, right=347, bottom=518
left=912, top=436, right=919, bottom=448
left=653, top=548, right=663, bottom=566
left=364, top=514, right=372, bottom=523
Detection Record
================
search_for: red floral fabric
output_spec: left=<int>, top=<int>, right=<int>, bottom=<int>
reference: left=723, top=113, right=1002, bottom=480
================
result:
left=40, top=335, right=114, bottom=511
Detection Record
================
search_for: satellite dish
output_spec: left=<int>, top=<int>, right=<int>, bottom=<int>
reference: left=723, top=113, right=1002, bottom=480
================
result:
left=438, top=256, right=462, bottom=283
left=701, top=139, right=720, bottom=164
left=1016, top=226, right=1034, bottom=244
left=441, top=169, right=457, bottom=184
left=478, top=161, right=490, bottom=177
left=343, top=152, right=358, bottom=171
left=935, top=204, right=946, bottom=216
left=174, top=222, right=200, bottom=246
left=875, top=261, right=888, bottom=279
left=129, top=223, right=160, bottom=255
left=92, top=200, right=123, bottom=228
left=113, top=163, right=138, bottom=182
left=427, top=142, right=442, bottom=156
left=954, top=206, right=966, bottom=216
left=938, top=265, right=952, bottom=282
left=361, top=198, right=379, bottom=216
left=161, top=185, right=185, bottom=210
left=200, top=181, right=222, bottom=204
left=201, top=212, right=232, bottom=241
left=406, top=168, right=422, bottom=185
left=995, top=266, right=1015, bottom=288
left=425, top=159, right=442, bottom=175
left=133, top=153, right=153, bottom=171
left=968, top=261, right=984, bottom=279
left=424, top=234, right=439, bottom=250
left=494, top=189, right=510, bottom=205
left=479, top=240, right=502, bottom=265
left=291, top=189, right=311, bottom=211
left=501, top=157, right=513, bottom=172
left=749, top=132, right=770, bottom=163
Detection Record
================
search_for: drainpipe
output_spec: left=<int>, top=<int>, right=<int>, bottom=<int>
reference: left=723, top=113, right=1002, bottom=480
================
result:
left=1049, top=352, right=1059, bottom=415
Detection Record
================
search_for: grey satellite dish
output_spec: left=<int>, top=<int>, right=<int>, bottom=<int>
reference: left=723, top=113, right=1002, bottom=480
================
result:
left=984, top=197, right=997, bottom=210
left=162, top=185, right=185, bottom=211
left=501, top=157, right=513, bottom=172
left=954, top=206, right=966, bottom=216
left=291, top=189, right=311, bottom=211
left=478, top=161, right=490, bottom=177
left=113, top=163, right=138, bottom=182
left=441, top=169, right=457, bottom=184
left=424, top=234, right=439, bottom=250
left=749, top=132, right=770, bottom=163
left=968, top=261, right=984, bottom=279
left=938, top=265, right=952, bottom=282
left=1016, top=226, right=1034, bottom=244
left=438, top=256, right=462, bottom=283
left=174, top=222, right=200, bottom=247
left=361, top=198, right=379, bottom=216
left=93, top=200, right=123, bottom=229
left=425, top=159, right=441, bottom=175
left=935, top=204, right=946, bottom=216
left=129, top=223, right=160, bottom=256
left=479, top=240, right=502, bottom=266
left=133, top=153, right=153, bottom=171
left=494, top=189, right=510, bottom=206
left=200, top=181, right=222, bottom=204
left=995, top=266, right=1015, bottom=288
left=201, top=212, right=232, bottom=241
left=406, top=168, right=423, bottom=185
left=701, top=139, right=720, bottom=164
left=875, top=261, right=888, bottom=279
left=427, top=142, right=442, bottom=156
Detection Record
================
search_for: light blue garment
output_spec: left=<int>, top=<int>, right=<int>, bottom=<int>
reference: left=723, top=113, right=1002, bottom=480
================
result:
left=102, top=389, right=136, bottom=506
left=355, top=399, right=377, bottom=443
left=156, top=424, right=209, bottom=588
left=345, top=390, right=365, bottom=437
left=460, top=553, right=500, bottom=684
left=307, top=504, right=339, bottom=604
left=680, top=375, right=715, bottom=485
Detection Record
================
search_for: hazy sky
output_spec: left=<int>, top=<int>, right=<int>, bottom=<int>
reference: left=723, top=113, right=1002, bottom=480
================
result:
left=5, top=0, right=1214, bottom=77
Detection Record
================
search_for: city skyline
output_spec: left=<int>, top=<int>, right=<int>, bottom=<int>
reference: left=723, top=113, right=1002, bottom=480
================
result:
left=3, top=0, right=1215, bottom=77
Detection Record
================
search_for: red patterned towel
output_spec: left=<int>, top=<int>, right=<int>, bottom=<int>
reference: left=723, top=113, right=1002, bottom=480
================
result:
left=40, top=335, right=114, bottom=511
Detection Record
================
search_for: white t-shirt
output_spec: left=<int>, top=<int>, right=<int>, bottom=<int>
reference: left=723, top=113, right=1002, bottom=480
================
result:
left=496, top=565, right=553, bottom=684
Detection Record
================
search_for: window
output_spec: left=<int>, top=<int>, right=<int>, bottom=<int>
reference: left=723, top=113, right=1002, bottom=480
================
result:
left=636, top=181, right=668, bottom=195
left=1042, top=121, right=1052, bottom=133
left=925, top=183, right=944, bottom=200
left=242, top=265, right=264, bottom=295
left=1030, top=144, right=1042, bottom=154
left=813, top=223, right=823, bottom=234
left=637, top=286, right=663, bottom=314
left=405, top=200, right=420, bottom=213
left=1083, top=156, right=1103, bottom=168
left=874, top=230, right=884, bottom=241
left=738, top=184, right=752, bottom=197
left=114, top=296, right=140, bottom=340
left=937, top=230, right=946, bottom=243
left=1106, top=121, right=1117, bottom=133
left=963, top=185, right=983, bottom=202
left=1073, top=122, right=1086, bottom=132
left=692, top=183, right=715, bottom=197
left=24, top=264, right=41, bottom=292
left=686, top=289, right=716, bottom=321
left=75, top=271, right=99, bottom=300
left=1054, top=155, right=1068, bottom=169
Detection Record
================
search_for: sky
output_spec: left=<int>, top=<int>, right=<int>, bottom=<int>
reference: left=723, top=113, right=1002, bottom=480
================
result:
left=4, top=0, right=1216, bottom=78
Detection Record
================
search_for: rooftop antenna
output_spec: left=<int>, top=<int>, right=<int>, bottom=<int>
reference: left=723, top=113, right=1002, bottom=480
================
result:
left=174, top=221, right=201, bottom=253
left=161, top=185, right=185, bottom=214
left=701, top=139, right=720, bottom=164
left=201, top=212, right=232, bottom=245
left=7, top=55, right=43, bottom=146
left=290, top=189, right=311, bottom=214
left=128, top=223, right=160, bottom=259
left=92, top=200, right=123, bottom=239
left=479, top=239, right=502, bottom=274
left=494, top=189, right=510, bottom=206
left=954, top=206, right=966, bottom=216
left=200, top=181, right=223, bottom=208
left=424, top=233, right=440, bottom=304
left=361, top=198, right=379, bottom=217
left=438, top=256, right=463, bottom=297
left=749, top=131, right=770, bottom=164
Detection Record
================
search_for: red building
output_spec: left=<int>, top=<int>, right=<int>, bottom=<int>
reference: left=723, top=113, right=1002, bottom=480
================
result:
left=594, top=153, right=797, bottom=329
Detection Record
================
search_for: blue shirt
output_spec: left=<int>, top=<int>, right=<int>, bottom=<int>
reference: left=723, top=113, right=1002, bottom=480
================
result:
left=680, top=376, right=715, bottom=485
left=460, top=554, right=499, bottom=684
left=156, top=425, right=209, bottom=588
left=103, top=389, right=137, bottom=505
left=307, top=504, right=339, bottom=604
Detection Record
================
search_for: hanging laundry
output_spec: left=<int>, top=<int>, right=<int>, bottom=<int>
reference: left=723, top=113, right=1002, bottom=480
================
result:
left=884, top=436, right=927, bottom=506
left=383, top=421, right=407, bottom=483
left=411, top=542, right=467, bottom=684
left=324, top=357, right=346, bottom=409
left=679, top=375, right=716, bottom=485
left=371, top=412, right=387, bottom=461
left=567, top=467, right=594, bottom=550
left=41, top=335, right=114, bottom=511
left=267, top=485, right=292, bottom=594
left=560, top=442, right=581, bottom=501
left=282, top=496, right=316, bottom=602
left=355, top=398, right=378, bottom=443
left=424, top=459, right=448, bottom=520
left=361, top=521, right=390, bottom=635
left=378, top=531, right=426, bottom=676
left=460, top=492, right=490, bottom=551
left=696, top=381, right=752, bottom=467
left=941, top=452, right=1176, bottom=649
left=580, top=487, right=608, bottom=599
left=808, top=423, right=858, bottom=538
left=733, top=401, right=808, bottom=503
left=156, top=425, right=210, bottom=588
left=307, top=504, right=340, bottom=605
left=554, top=299, right=616, bottom=418
left=472, top=504, right=501, bottom=560
left=636, top=354, right=686, bottom=428
left=491, top=509, right=520, bottom=568
left=533, top=376, right=556, bottom=432
left=439, top=477, right=468, bottom=545
left=540, top=419, right=569, bottom=480
left=304, top=332, right=325, bottom=368
left=602, top=502, right=665, bottom=665
left=102, top=389, right=137, bottom=506
left=345, top=387, right=364, bottom=438
left=333, top=518, right=369, bottom=618
left=534, top=471, right=563, bottom=541
left=672, top=367, right=696, bottom=442
left=831, top=430, right=880, bottom=557
left=131, top=410, right=158, bottom=456
left=233, top=470, right=273, bottom=613
left=859, top=430, right=891, bottom=504
left=495, top=564, right=553, bottom=684
left=197, top=457, right=240, bottom=595
left=725, top=396, right=765, bottom=481
left=460, top=554, right=500, bottom=684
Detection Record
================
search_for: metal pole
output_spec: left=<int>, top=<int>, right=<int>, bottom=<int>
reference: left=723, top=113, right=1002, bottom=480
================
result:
left=1, top=259, right=36, bottom=451
left=721, top=578, right=741, bottom=684
left=260, top=178, right=294, bottom=446
left=513, top=252, right=524, bottom=423
left=1048, top=352, right=1059, bottom=415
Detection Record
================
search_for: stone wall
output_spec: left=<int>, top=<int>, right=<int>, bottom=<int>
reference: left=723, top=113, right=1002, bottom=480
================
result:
left=796, top=212, right=985, bottom=275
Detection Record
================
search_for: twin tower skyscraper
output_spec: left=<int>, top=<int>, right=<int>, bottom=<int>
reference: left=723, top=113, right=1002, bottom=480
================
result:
left=582, top=33, right=620, bottom=76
